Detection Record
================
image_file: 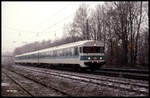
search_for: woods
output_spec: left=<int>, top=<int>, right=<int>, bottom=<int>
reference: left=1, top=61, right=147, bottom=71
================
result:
left=14, top=1, right=149, bottom=67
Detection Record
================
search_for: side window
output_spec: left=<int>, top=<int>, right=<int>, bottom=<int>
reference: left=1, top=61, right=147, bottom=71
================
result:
left=67, top=48, right=69, bottom=56
left=46, top=51, right=49, bottom=57
left=57, top=50, right=59, bottom=56
left=69, top=48, right=71, bottom=56
left=42, top=52, right=45, bottom=57
left=50, top=51, right=53, bottom=57
left=35, top=53, right=37, bottom=58
left=71, top=48, right=74, bottom=56
left=53, top=51, right=54, bottom=57
left=51, top=51, right=53, bottom=57
left=49, top=51, right=52, bottom=57
left=47, top=51, right=49, bottom=57
left=62, top=49, right=65, bottom=56
left=39, top=53, right=41, bottom=58
left=41, top=52, right=44, bottom=58
left=65, top=48, right=67, bottom=56
left=70, top=48, right=73, bottom=56
left=52, top=51, right=54, bottom=57
left=44, top=52, right=47, bottom=57
left=68, top=48, right=71, bottom=56
left=56, top=50, right=58, bottom=57
left=32, top=54, right=35, bottom=58
left=40, top=53, right=42, bottom=58
left=59, top=49, right=62, bottom=56
left=42, top=52, right=44, bottom=58
left=80, top=47, right=82, bottom=53
left=61, top=49, right=63, bottom=56
left=53, top=50, right=56, bottom=57
left=58, top=49, right=60, bottom=56
left=74, top=47, right=78, bottom=56
left=64, top=48, right=67, bottom=56
left=31, top=54, right=33, bottom=58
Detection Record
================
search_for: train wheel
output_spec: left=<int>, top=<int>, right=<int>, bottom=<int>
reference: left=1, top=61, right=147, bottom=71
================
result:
left=79, top=67, right=87, bottom=72
left=90, top=68, right=95, bottom=72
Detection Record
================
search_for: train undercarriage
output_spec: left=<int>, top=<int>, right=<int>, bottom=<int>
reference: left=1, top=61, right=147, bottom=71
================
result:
left=15, top=61, right=105, bottom=72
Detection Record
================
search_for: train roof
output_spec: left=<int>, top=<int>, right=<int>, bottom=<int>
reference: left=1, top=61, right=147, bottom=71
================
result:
left=15, top=40, right=104, bottom=57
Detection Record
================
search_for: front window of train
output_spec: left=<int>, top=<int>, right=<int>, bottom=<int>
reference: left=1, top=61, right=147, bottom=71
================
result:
left=80, top=46, right=105, bottom=61
left=82, top=46, right=104, bottom=53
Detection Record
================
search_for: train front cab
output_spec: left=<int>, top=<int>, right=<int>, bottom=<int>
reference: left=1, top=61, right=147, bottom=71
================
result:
left=79, top=46, right=105, bottom=70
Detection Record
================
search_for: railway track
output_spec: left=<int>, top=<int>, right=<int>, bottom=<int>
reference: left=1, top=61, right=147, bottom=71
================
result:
left=15, top=64, right=149, bottom=81
left=42, top=65, right=149, bottom=81
left=10, top=65, right=149, bottom=96
left=92, top=70, right=149, bottom=81
left=2, top=71, right=34, bottom=96
left=99, top=67, right=149, bottom=74
left=48, top=69, right=149, bottom=89
left=2, top=68, right=70, bottom=96
left=54, top=66, right=149, bottom=81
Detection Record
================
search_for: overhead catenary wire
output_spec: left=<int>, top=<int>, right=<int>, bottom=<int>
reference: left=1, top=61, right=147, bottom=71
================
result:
left=36, top=4, right=77, bottom=35
left=38, top=13, right=74, bottom=34
left=4, top=2, right=73, bottom=34
left=5, top=2, right=75, bottom=37
left=36, top=2, right=73, bottom=27
left=4, top=2, right=101, bottom=36
left=4, top=2, right=81, bottom=48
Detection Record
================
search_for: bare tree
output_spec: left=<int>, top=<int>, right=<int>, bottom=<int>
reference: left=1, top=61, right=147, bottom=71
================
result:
left=72, top=3, right=90, bottom=40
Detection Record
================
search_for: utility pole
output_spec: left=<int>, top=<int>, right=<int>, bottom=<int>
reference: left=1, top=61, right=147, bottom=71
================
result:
left=36, top=33, right=39, bottom=65
left=55, top=32, right=56, bottom=41
left=86, top=19, right=89, bottom=40
left=12, top=41, right=17, bottom=64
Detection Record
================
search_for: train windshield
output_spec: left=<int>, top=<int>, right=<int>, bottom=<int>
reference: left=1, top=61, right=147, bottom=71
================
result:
left=82, top=46, right=104, bottom=53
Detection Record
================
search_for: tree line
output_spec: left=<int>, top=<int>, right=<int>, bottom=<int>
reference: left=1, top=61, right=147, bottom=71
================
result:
left=14, top=1, right=149, bottom=67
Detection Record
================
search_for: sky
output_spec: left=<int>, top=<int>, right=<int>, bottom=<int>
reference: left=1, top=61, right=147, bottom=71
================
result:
left=2, top=1, right=104, bottom=53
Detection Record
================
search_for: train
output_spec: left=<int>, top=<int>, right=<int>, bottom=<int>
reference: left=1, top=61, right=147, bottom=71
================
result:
left=15, top=40, right=105, bottom=71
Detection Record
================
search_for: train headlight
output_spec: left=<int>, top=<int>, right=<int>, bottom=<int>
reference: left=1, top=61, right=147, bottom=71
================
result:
left=100, top=57, right=102, bottom=60
left=88, top=57, right=91, bottom=60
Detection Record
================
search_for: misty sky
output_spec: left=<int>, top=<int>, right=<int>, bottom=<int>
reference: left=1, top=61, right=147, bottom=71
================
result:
left=2, top=1, right=104, bottom=53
